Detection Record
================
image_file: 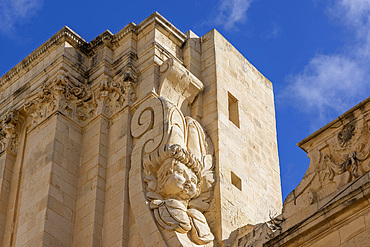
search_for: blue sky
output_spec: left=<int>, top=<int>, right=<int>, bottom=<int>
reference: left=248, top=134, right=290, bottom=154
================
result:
left=1, top=0, right=370, bottom=200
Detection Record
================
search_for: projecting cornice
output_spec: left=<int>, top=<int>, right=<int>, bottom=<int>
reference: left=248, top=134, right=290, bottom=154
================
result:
left=0, top=26, right=86, bottom=89
left=0, top=12, right=186, bottom=91
left=298, top=96, right=370, bottom=152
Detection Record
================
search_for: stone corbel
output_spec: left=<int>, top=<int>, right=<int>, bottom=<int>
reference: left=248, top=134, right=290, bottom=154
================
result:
left=0, top=110, right=23, bottom=154
left=159, top=58, right=203, bottom=113
left=130, top=95, right=215, bottom=246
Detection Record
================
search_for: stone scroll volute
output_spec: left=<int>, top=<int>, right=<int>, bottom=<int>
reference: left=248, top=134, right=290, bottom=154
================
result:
left=130, top=59, right=215, bottom=246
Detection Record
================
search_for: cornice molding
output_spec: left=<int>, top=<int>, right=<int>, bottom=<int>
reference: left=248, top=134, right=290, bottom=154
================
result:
left=0, top=12, right=186, bottom=91
left=298, top=97, right=370, bottom=151
left=0, top=27, right=87, bottom=90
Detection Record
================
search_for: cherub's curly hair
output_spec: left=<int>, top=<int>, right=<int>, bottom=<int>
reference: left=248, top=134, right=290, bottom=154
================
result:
left=156, top=157, right=201, bottom=198
left=144, top=144, right=203, bottom=178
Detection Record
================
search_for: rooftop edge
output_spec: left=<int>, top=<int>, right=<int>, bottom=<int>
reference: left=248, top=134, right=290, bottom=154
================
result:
left=297, top=96, right=370, bottom=152
left=0, top=12, right=187, bottom=89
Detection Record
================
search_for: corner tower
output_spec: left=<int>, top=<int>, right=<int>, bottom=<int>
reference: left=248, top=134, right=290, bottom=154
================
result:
left=187, top=29, right=282, bottom=240
left=0, top=13, right=281, bottom=246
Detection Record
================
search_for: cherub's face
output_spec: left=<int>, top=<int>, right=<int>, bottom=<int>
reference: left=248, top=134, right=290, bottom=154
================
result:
left=162, top=161, right=199, bottom=200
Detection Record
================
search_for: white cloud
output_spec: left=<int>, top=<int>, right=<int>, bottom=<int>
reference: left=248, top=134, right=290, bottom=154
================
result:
left=0, top=0, right=43, bottom=35
left=335, top=0, right=370, bottom=27
left=262, top=23, right=281, bottom=40
left=287, top=0, right=370, bottom=126
left=288, top=54, right=366, bottom=120
left=215, top=0, right=254, bottom=30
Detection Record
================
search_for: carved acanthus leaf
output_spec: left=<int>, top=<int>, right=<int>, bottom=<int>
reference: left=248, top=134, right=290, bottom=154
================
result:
left=96, top=76, right=136, bottom=116
left=0, top=110, right=22, bottom=153
left=24, top=83, right=57, bottom=125
left=24, top=71, right=96, bottom=126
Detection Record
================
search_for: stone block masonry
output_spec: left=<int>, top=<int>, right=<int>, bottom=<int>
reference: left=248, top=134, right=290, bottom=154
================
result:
left=0, top=12, right=282, bottom=246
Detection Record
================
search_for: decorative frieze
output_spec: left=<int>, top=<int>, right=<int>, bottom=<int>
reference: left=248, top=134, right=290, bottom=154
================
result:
left=23, top=66, right=139, bottom=128
left=285, top=115, right=370, bottom=213
left=24, top=71, right=95, bottom=127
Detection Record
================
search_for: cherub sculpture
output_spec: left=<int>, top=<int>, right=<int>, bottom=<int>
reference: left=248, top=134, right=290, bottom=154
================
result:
left=131, top=96, right=215, bottom=246
left=145, top=144, right=214, bottom=245
left=142, top=112, right=215, bottom=245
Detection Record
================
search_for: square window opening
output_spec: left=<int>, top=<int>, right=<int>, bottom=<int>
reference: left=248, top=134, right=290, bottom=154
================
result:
left=231, top=171, right=242, bottom=190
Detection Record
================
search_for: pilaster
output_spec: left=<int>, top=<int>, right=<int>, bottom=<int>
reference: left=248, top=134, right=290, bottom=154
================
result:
left=0, top=110, right=23, bottom=246
left=72, top=115, right=108, bottom=246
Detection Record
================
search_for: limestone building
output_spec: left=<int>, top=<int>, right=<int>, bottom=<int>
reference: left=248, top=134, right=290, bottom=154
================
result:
left=0, top=13, right=282, bottom=246
left=230, top=96, right=370, bottom=247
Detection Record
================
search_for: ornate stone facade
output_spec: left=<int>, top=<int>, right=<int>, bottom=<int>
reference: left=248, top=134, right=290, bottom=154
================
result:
left=0, top=13, right=282, bottom=246
left=2, top=11, right=369, bottom=247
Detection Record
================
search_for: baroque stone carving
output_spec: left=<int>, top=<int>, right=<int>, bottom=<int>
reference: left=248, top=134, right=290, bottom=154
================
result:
left=129, top=59, right=213, bottom=246
left=24, top=82, right=57, bottom=125
left=25, top=70, right=96, bottom=126
left=285, top=118, right=370, bottom=212
left=322, top=120, right=369, bottom=187
left=0, top=110, right=22, bottom=153
left=145, top=120, right=215, bottom=244
left=266, top=213, right=284, bottom=238
left=96, top=79, right=123, bottom=115
left=337, top=123, right=355, bottom=147
left=96, top=67, right=137, bottom=116
left=54, top=72, right=95, bottom=121
left=159, top=58, right=203, bottom=111
left=131, top=97, right=215, bottom=245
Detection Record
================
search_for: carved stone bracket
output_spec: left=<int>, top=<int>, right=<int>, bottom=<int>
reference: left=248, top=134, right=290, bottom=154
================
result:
left=159, top=58, right=203, bottom=113
left=0, top=110, right=23, bottom=154
left=130, top=96, right=215, bottom=246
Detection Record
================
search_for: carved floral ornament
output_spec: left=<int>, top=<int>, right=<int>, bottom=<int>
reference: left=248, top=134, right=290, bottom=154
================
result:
left=129, top=59, right=214, bottom=246
left=322, top=120, right=370, bottom=187
left=24, top=71, right=95, bottom=125
left=96, top=67, right=137, bottom=115
left=0, top=110, right=22, bottom=153
left=24, top=68, right=137, bottom=126
left=288, top=118, right=370, bottom=208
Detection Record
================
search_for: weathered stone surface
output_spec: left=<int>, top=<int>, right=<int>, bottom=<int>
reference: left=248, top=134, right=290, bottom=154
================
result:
left=0, top=12, right=282, bottom=246
left=3, top=10, right=369, bottom=247
left=232, top=97, right=370, bottom=247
